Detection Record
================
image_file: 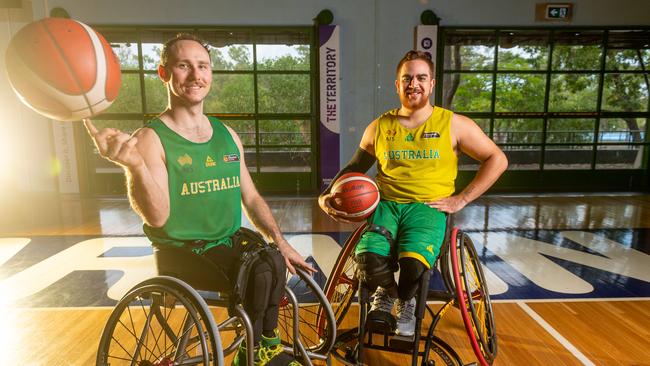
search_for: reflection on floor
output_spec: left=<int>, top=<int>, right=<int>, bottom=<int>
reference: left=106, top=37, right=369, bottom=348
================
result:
left=1, top=193, right=650, bottom=308
left=1, top=193, right=650, bottom=365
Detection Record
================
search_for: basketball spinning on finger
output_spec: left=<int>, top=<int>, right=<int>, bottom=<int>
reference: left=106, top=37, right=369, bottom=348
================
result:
left=330, top=172, right=380, bottom=221
left=5, top=17, right=121, bottom=121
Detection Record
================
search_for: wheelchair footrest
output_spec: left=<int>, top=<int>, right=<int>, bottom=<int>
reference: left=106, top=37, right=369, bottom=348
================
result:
left=389, top=334, right=415, bottom=351
left=365, top=310, right=396, bottom=334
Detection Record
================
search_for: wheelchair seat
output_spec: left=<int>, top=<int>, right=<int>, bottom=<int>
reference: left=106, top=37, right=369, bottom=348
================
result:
left=153, top=244, right=232, bottom=295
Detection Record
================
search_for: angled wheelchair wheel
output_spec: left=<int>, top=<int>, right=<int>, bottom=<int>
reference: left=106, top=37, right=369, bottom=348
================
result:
left=449, top=228, right=497, bottom=366
left=319, top=224, right=365, bottom=333
left=277, top=267, right=336, bottom=358
left=97, top=276, right=223, bottom=366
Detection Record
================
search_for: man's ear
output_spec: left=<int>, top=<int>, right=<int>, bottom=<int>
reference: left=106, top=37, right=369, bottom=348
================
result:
left=395, top=79, right=400, bottom=94
left=158, top=64, right=170, bottom=82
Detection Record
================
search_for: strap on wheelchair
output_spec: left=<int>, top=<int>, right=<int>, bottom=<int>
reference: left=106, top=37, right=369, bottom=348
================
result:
left=365, top=224, right=398, bottom=271
left=366, top=224, right=394, bottom=247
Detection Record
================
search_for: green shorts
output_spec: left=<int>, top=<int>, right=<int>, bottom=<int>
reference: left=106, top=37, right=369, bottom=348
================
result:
left=355, top=200, right=446, bottom=268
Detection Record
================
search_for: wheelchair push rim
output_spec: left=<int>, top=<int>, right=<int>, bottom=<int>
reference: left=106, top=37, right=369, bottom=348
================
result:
left=97, top=276, right=222, bottom=366
left=317, top=224, right=365, bottom=335
left=449, top=228, right=498, bottom=366
left=278, top=267, right=337, bottom=356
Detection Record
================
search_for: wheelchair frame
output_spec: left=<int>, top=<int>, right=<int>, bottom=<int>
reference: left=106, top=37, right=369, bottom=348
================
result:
left=96, top=243, right=337, bottom=366
left=316, top=220, right=497, bottom=366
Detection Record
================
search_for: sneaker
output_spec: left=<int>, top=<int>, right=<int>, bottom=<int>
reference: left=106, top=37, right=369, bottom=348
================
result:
left=258, top=344, right=302, bottom=366
left=233, top=332, right=303, bottom=366
left=261, top=329, right=281, bottom=347
left=366, top=286, right=397, bottom=332
left=231, top=342, right=250, bottom=366
left=395, top=297, right=416, bottom=337
left=370, top=286, right=395, bottom=314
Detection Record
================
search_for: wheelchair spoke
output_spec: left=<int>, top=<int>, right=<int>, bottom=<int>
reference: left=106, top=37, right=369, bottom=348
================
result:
left=98, top=280, right=220, bottom=366
left=134, top=299, right=166, bottom=362
left=338, top=273, right=355, bottom=286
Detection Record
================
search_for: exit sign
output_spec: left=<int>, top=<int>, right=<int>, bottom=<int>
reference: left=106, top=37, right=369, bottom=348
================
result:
left=536, top=3, right=573, bottom=22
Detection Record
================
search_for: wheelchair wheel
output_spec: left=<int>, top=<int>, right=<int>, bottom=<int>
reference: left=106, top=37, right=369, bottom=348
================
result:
left=277, top=267, right=336, bottom=357
left=449, top=228, right=497, bottom=366
left=97, top=276, right=222, bottom=366
left=319, top=225, right=365, bottom=332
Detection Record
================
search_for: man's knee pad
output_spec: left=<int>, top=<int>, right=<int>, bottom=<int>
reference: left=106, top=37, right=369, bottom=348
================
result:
left=397, top=257, right=427, bottom=300
left=232, top=246, right=285, bottom=312
left=355, top=252, right=397, bottom=291
left=247, top=262, right=273, bottom=313
left=263, top=248, right=287, bottom=294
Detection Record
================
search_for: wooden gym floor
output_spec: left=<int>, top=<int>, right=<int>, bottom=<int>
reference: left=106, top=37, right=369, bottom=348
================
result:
left=0, top=193, right=649, bottom=365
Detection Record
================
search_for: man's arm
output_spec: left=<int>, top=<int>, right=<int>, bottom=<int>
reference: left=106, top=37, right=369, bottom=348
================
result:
left=84, top=120, right=170, bottom=227
left=225, top=126, right=314, bottom=274
left=127, top=128, right=170, bottom=227
left=318, top=120, right=377, bottom=221
left=428, top=114, right=508, bottom=213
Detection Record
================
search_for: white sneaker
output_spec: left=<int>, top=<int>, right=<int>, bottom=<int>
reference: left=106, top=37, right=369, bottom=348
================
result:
left=395, top=297, right=416, bottom=336
left=370, top=286, right=395, bottom=314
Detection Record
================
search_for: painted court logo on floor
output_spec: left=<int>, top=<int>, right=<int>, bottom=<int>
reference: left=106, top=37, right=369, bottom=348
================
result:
left=0, top=228, right=649, bottom=307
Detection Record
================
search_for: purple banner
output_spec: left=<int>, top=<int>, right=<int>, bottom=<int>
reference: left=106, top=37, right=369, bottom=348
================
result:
left=319, top=25, right=340, bottom=191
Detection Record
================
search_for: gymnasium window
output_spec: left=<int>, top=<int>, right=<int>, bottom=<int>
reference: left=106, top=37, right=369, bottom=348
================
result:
left=85, top=26, right=316, bottom=195
left=439, top=28, right=650, bottom=191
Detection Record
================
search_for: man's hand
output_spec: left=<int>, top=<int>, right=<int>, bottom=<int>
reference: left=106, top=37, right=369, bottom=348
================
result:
left=426, top=195, right=469, bottom=213
left=318, top=193, right=354, bottom=223
left=276, top=239, right=317, bottom=275
left=84, top=119, right=144, bottom=170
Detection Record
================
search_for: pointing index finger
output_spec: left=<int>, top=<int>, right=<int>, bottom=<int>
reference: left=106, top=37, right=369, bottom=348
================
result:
left=83, top=118, right=98, bottom=136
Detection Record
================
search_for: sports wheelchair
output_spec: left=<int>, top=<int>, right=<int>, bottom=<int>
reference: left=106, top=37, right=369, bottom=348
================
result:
left=96, top=228, right=337, bottom=366
left=315, top=216, right=497, bottom=366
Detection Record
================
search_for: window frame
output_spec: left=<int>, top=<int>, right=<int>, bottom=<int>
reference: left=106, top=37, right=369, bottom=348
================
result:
left=438, top=26, right=650, bottom=192
left=79, top=25, right=318, bottom=195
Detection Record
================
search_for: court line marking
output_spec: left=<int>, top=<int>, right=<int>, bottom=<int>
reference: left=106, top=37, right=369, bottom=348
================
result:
left=8, top=297, right=650, bottom=310
left=517, top=301, right=596, bottom=366
left=493, top=297, right=650, bottom=303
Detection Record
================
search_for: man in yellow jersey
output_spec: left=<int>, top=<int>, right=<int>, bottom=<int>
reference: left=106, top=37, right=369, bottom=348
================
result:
left=85, top=33, right=312, bottom=365
left=319, top=50, right=507, bottom=336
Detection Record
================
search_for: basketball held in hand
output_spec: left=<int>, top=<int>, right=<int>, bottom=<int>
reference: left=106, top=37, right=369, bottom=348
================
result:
left=330, top=173, right=380, bottom=221
left=5, top=17, right=121, bottom=121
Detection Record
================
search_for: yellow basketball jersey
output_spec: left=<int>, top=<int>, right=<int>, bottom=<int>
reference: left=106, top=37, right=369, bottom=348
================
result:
left=374, top=107, right=457, bottom=203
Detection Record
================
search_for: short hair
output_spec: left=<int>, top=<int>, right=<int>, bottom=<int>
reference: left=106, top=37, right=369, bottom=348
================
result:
left=395, top=50, right=435, bottom=78
left=160, top=33, right=210, bottom=67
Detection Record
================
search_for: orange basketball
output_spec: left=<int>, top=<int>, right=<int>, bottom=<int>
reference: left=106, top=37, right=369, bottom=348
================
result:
left=330, top=172, right=380, bottom=221
left=5, top=18, right=121, bottom=121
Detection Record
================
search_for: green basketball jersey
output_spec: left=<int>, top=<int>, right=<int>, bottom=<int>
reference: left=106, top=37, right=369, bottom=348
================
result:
left=143, top=116, right=242, bottom=251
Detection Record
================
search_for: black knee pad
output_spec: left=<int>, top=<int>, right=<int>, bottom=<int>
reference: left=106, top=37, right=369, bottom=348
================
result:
left=263, top=247, right=287, bottom=287
left=355, top=252, right=397, bottom=291
left=247, top=261, right=273, bottom=313
left=397, top=257, right=427, bottom=300
left=232, top=244, right=286, bottom=315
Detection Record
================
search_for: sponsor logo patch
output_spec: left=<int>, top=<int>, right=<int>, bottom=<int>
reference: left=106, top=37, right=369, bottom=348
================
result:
left=223, top=154, right=240, bottom=163
left=422, top=132, right=440, bottom=139
left=205, top=155, right=216, bottom=167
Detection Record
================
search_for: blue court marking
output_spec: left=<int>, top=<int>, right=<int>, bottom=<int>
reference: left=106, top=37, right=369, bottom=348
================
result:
left=1, top=228, right=649, bottom=307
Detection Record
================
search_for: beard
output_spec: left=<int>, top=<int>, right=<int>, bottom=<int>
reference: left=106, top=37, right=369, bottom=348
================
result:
left=399, top=87, right=431, bottom=110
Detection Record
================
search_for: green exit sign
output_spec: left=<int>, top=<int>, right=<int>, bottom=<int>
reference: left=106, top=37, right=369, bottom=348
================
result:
left=545, top=4, right=572, bottom=20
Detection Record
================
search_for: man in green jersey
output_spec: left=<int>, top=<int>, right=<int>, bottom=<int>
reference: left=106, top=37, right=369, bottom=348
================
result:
left=85, top=33, right=312, bottom=366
